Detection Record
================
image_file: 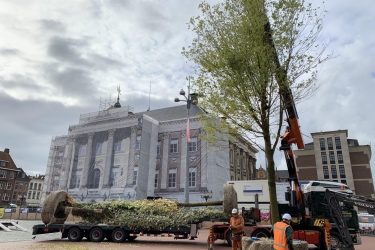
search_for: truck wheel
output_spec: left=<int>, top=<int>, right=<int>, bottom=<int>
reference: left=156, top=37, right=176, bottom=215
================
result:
left=226, top=231, right=232, bottom=247
left=252, top=229, right=271, bottom=238
left=67, top=227, right=83, bottom=242
left=89, top=227, right=105, bottom=242
left=330, top=231, right=343, bottom=250
left=112, top=228, right=127, bottom=243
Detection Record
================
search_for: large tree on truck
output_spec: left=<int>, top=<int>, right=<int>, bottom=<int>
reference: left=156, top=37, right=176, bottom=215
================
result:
left=182, top=0, right=332, bottom=223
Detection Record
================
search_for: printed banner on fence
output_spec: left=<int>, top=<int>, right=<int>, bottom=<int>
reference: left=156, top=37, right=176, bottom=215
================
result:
left=0, top=208, right=4, bottom=218
left=243, top=184, right=263, bottom=196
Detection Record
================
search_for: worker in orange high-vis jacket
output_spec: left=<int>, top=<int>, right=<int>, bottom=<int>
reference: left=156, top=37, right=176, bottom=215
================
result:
left=272, top=213, right=294, bottom=250
left=229, top=208, right=245, bottom=250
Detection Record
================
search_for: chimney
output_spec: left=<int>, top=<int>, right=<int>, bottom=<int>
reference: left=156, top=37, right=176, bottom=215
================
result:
left=4, top=148, right=9, bottom=154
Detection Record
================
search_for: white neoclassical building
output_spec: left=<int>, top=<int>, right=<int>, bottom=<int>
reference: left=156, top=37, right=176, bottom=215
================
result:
left=41, top=101, right=257, bottom=203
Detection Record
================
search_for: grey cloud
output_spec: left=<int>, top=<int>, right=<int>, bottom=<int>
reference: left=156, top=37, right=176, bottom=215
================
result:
left=0, top=74, right=43, bottom=91
left=45, top=66, right=97, bottom=98
left=39, top=20, right=66, bottom=32
left=48, top=37, right=90, bottom=66
left=0, top=92, right=92, bottom=173
left=89, top=54, right=126, bottom=71
left=0, top=48, right=20, bottom=56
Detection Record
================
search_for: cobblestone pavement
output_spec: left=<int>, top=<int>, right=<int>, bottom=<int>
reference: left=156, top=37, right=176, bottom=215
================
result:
left=0, top=220, right=62, bottom=242
left=1, top=220, right=374, bottom=250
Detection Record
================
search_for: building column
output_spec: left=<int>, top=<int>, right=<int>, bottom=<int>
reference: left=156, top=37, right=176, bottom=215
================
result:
left=161, top=133, right=169, bottom=189
left=180, top=130, right=188, bottom=189
left=60, top=136, right=75, bottom=190
left=200, top=129, right=207, bottom=188
left=67, top=139, right=76, bottom=189
left=103, top=129, right=115, bottom=188
left=126, top=126, right=137, bottom=185
left=81, top=132, right=94, bottom=188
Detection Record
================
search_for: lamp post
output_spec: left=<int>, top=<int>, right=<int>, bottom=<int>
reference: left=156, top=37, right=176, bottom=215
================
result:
left=200, top=190, right=213, bottom=202
left=174, top=77, right=198, bottom=204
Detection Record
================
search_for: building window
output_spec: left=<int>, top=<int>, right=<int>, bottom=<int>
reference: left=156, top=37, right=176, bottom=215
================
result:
left=332, top=180, right=338, bottom=182
left=19, top=183, right=23, bottom=191
left=9, top=172, right=14, bottom=179
left=56, top=152, right=63, bottom=164
left=135, top=136, right=141, bottom=150
left=72, top=170, right=82, bottom=189
left=78, top=145, right=86, bottom=156
left=38, top=183, right=42, bottom=190
left=32, top=191, right=36, bottom=199
left=323, top=166, right=329, bottom=179
left=331, top=166, right=337, bottom=179
left=170, top=139, right=178, bottom=153
left=92, top=169, right=100, bottom=188
left=0, top=170, right=6, bottom=178
left=95, top=143, right=103, bottom=154
left=157, top=141, right=161, bottom=155
left=168, top=169, right=177, bottom=188
left=34, top=183, right=37, bottom=190
left=110, top=167, right=119, bottom=187
left=15, top=183, right=19, bottom=190
left=154, top=170, right=159, bottom=188
left=321, top=152, right=327, bottom=164
left=189, top=168, right=196, bottom=187
left=319, top=138, right=326, bottom=150
left=114, top=141, right=122, bottom=152
left=0, top=182, right=3, bottom=189
left=5, top=182, right=12, bottom=190
left=2, top=193, right=9, bottom=201
left=327, top=138, right=333, bottom=150
left=335, top=137, right=341, bottom=149
left=329, top=151, right=335, bottom=164
left=133, top=167, right=138, bottom=185
left=339, top=165, right=346, bottom=178
left=36, top=192, right=40, bottom=200
left=13, top=193, right=17, bottom=200
left=28, top=191, right=31, bottom=199
left=0, top=161, right=6, bottom=166
left=337, top=151, right=343, bottom=164
left=341, top=180, right=347, bottom=184
left=29, top=182, right=33, bottom=189
left=230, top=149, right=233, bottom=163
left=189, top=137, right=197, bottom=152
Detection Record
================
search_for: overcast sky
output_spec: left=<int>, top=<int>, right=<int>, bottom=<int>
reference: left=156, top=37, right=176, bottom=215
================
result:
left=0, top=0, right=374, bottom=182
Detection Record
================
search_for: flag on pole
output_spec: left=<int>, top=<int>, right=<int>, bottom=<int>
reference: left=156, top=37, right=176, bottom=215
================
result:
left=186, top=118, right=191, bottom=143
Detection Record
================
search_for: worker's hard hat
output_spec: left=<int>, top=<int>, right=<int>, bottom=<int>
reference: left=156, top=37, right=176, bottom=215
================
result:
left=282, top=213, right=292, bottom=221
left=232, top=208, right=238, bottom=214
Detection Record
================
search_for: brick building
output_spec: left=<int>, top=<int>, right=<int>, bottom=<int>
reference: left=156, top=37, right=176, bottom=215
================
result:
left=0, top=148, right=21, bottom=205
left=11, top=168, right=30, bottom=205
left=294, top=129, right=374, bottom=198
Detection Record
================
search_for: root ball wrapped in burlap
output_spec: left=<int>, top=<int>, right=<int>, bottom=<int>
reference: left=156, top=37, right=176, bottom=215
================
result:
left=223, top=184, right=238, bottom=214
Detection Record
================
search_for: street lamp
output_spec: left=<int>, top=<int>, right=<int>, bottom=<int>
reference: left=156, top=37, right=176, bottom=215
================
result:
left=200, top=190, right=213, bottom=202
left=174, top=77, right=198, bottom=204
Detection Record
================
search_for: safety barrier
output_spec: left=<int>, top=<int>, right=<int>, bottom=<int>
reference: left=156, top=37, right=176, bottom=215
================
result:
left=359, top=223, right=375, bottom=236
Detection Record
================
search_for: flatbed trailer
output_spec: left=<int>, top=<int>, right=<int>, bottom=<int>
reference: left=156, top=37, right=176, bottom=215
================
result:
left=32, top=222, right=199, bottom=242
left=32, top=217, right=272, bottom=249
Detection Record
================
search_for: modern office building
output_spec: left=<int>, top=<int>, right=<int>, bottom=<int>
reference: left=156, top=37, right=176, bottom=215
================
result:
left=42, top=99, right=258, bottom=203
left=295, top=129, right=374, bottom=198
